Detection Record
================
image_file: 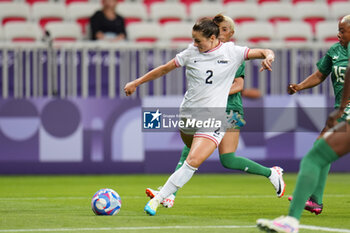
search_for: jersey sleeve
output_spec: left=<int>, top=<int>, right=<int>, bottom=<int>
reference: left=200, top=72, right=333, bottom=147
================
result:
left=316, top=49, right=333, bottom=76
left=174, top=44, right=192, bottom=67
left=230, top=43, right=250, bottom=67
left=235, top=62, right=245, bottom=78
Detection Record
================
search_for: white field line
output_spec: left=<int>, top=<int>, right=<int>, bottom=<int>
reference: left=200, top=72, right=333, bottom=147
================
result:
left=0, top=225, right=350, bottom=233
left=0, top=194, right=350, bottom=201
left=300, top=225, right=350, bottom=233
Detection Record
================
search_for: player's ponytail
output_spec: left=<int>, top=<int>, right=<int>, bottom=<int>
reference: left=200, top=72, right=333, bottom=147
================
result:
left=193, top=17, right=219, bottom=39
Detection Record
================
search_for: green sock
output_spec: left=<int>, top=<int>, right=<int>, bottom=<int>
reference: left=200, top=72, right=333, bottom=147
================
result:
left=310, top=163, right=330, bottom=204
left=172, top=145, right=190, bottom=196
left=310, top=139, right=330, bottom=204
left=289, top=139, right=339, bottom=220
left=219, top=152, right=271, bottom=177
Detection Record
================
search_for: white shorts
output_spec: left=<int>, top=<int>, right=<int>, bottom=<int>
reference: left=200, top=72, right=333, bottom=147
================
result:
left=179, top=126, right=226, bottom=147
left=193, top=130, right=225, bottom=147
left=178, top=107, right=228, bottom=147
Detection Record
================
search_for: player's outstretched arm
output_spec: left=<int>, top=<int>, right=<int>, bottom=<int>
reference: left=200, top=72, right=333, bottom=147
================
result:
left=287, top=70, right=326, bottom=95
left=124, top=59, right=177, bottom=96
left=246, top=49, right=275, bottom=72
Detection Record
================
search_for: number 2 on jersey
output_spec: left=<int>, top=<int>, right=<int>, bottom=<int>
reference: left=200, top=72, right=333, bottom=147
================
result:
left=205, top=70, right=213, bottom=84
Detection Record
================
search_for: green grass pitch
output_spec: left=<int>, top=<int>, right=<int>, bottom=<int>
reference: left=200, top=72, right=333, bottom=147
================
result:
left=0, top=173, right=349, bottom=233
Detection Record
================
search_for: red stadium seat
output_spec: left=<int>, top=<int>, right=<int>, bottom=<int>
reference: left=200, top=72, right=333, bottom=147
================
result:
left=127, top=22, right=161, bottom=43
left=276, top=21, right=313, bottom=43
left=67, top=3, right=100, bottom=34
left=189, top=2, right=224, bottom=22
left=235, top=22, right=274, bottom=44
left=315, top=21, right=339, bottom=43
left=330, top=2, right=350, bottom=21
left=294, top=2, right=329, bottom=34
left=326, top=0, right=347, bottom=5
left=118, top=2, right=148, bottom=26
left=180, top=0, right=200, bottom=13
left=0, top=3, right=30, bottom=25
left=150, top=2, right=187, bottom=25
left=226, top=3, right=259, bottom=24
left=259, top=2, right=293, bottom=24
left=143, top=0, right=164, bottom=13
left=45, top=22, right=82, bottom=42
left=223, top=0, right=245, bottom=4
left=65, top=0, right=88, bottom=5
left=292, top=0, right=314, bottom=4
left=258, top=0, right=281, bottom=4
left=160, top=22, right=193, bottom=43
left=25, top=0, right=48, bottom=5
left=4, top=22, right=42, bottom=42
left=32, top=2, right=66, bottom=29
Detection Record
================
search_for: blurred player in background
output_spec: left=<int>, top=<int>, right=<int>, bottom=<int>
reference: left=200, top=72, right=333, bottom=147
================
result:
left=145, top=14, right=285, bottom=209
left=286, top=15, right=350, bottom=216
left=90, top=0, right=126, bottom=41
left=257, top=38, right=350, bottom=233
left=125, top=17, right=275, bottom=216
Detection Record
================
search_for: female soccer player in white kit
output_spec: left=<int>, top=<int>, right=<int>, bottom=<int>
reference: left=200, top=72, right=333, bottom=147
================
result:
left=124, top=18, right=275, bottom=216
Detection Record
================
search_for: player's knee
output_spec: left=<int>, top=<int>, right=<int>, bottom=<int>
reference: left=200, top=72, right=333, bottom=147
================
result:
left=186, top=157, right=201, bottom=168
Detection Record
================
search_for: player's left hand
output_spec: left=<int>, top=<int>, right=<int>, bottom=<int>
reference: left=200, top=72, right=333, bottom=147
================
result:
left=124, top=81, right=137, bottom=96
left=326, top=109, right=342, bottom=129
left=260, top=55, right=274, bottom=72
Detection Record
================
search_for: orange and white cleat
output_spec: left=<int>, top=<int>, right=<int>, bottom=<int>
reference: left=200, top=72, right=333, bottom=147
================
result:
left=269, top=166, right=286, bottom=198
left=145, top=188, right=175, bottom=208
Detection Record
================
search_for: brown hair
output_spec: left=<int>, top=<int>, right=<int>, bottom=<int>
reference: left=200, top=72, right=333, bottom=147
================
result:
left=193, top=17, right=219, bottom=38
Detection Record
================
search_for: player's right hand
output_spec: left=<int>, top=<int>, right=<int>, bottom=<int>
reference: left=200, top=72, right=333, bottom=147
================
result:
left=287, top=84, right=299, bottom=95
left=124, top=81, right=137, bottom=96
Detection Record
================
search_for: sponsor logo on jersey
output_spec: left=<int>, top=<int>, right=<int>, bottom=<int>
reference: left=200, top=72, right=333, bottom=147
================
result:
left=217, top=60, right=229, bottom=64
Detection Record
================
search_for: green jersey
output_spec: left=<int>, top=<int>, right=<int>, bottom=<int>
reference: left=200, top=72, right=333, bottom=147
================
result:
left=226, top=62, right=245, bottom=115
left=317, top=42, right=349, bottom=108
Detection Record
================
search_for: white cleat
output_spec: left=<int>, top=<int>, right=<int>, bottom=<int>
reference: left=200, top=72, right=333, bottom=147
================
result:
left=257, top=216, right=299, bottom=233
left=145, top=188, right=176, bottom=208
left=269, top=166, right=286, bottom=198
left=162, top=194, right=175, bottom=208
left=144, top=198, right=160, bottom=216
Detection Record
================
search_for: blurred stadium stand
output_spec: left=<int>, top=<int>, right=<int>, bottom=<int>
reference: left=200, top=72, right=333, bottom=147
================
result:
left=0, top=0, right=347, bottom=98
left=0, top=0, right=347, bottom=40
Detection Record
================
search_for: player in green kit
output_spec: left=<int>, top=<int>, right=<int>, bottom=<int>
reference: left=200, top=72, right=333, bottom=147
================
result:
left=145, top=14, right=285, bottom=208
left=257, top=20, right=350, bottom=233
left=287, top=15, right=350, bottom=216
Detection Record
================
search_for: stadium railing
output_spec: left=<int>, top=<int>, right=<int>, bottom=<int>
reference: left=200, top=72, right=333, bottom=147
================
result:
left=0, top=41, right=334, bottom=99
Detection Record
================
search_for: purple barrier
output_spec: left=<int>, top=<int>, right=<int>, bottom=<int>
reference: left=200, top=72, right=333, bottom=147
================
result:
left=0, top=96, right=349, bottom=174
left=0, top=98, right=144, bottom=174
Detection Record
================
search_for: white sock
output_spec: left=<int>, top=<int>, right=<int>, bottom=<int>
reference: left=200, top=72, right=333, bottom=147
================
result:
left=154, top=161, right=197, bottom=202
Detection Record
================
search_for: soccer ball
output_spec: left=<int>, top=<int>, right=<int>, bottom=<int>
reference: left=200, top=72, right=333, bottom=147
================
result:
left=91, top=188, right=122, bottom=215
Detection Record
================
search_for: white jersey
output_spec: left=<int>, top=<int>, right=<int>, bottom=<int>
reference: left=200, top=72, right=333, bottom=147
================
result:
left=175, top=41, right=250, bottom=109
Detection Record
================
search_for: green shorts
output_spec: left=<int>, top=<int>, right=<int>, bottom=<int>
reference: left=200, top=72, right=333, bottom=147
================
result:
left=337, top=102, right=350, bottom=123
